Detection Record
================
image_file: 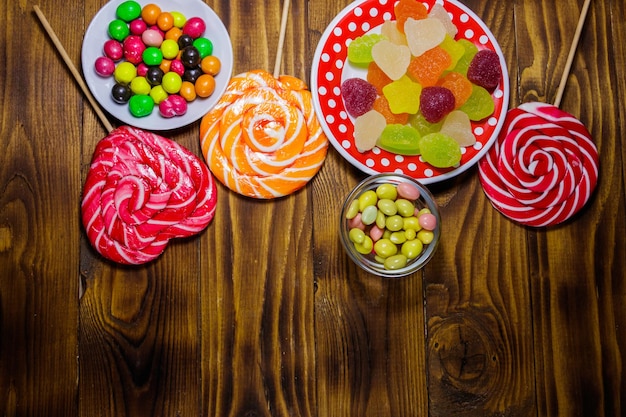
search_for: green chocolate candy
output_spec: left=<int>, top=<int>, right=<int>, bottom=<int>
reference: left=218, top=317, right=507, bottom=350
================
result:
left=128, top=94, right=155, bottom=118
left=116, top=1, right=142, bottom=22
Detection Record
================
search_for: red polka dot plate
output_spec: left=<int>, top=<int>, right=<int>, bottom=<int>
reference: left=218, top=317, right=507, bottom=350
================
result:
left=310, top=0, right=509, bottom=184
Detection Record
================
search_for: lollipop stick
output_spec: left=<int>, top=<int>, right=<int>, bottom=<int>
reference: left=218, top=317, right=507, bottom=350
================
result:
left=553, top=0, right=592, bottom=108
left=273, top=0, right=291, bottom=78
left=33, top=5, right=114, bottom=133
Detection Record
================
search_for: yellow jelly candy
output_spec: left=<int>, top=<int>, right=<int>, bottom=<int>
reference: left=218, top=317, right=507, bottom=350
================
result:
left=382, top=75, right=422, bottom=114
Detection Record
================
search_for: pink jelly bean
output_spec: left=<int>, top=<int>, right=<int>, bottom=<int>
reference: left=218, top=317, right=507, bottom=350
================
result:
left=94, top=56, right=115, bottom=77
left=369, top=225, right=384, bottom=242
left=397, top=182, right=420, bottom=200
left=348, top=213, right=366, bottom=231
left=419, top=213, right=437, bottom=231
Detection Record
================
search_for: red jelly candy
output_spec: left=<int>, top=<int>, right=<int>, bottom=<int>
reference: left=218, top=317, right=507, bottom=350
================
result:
left=341, top=78, right=378, bottom=117
left=467, top=49, right=502, bottom=91
left=420, top=86, right=455, bottom=123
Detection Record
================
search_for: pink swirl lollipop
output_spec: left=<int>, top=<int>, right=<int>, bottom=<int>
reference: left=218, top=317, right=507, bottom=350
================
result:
left=478, top=102, right=598, bottom=227
left=81, top=126, right=218, bottom=264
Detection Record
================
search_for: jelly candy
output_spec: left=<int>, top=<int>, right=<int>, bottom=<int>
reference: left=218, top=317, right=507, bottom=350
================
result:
left=459, top=84, right=495, bottom=121
left=419, top=132, right=462, bottom=168
left=406, top=46, right=451, bottom=87
left=428, top=3, right=457, bottom=37
left=367, top=62, right=393, bottom=95
left=394, top=0, right=428, bottom=33
left=440, top=110, right=475, bottom=147
left=378, top=124, right=421, bottom=155
left=380, top=20, right=408, bottom=46
left=371, top=40, right=411, bottom=81
left=341, top=78, right=378, bottom=117
left=354, top=110, right=387, bottom=152
left=348, top=34, right=387, bottom=65
left=382, top=75, right=422, bottom=115
left=436, top=72, right=473, bottom=108
left=408, top=112, right=442, bottom=136
left=420, top=86, right=455, bottom=123
left=439, top=35, right=465, bottom=71
left=467, top=49, right=502, bottom=91
left=373, top=96, right=409, bottom=125
left=453, top=39, right=478, bottom=75
left=405, top=17, right=446, bottom=57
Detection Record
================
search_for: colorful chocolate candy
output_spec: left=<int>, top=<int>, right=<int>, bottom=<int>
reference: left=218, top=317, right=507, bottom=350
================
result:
left=93, top=1, right=222, bottom=119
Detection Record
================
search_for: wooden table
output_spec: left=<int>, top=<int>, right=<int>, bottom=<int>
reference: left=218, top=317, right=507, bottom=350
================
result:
left=1, top=0, right=625, bottom=415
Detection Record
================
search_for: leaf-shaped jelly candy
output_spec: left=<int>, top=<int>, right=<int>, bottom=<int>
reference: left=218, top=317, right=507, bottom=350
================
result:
left=460, top=84, right=495, bottom=121
left=348, top=34, right=387, bottom=65
left=419, top=132, right=462, bottom=168
left=378, top=124, right=421, bottom=155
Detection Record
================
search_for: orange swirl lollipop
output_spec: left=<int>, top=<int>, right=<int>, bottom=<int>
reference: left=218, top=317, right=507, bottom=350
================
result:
left=199, top=0, right=328, bottom=199
left=200, top=70, right=328, bottom=198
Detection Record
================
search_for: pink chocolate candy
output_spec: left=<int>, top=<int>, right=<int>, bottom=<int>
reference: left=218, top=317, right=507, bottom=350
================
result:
left=94, top=56, right=115, bottom=77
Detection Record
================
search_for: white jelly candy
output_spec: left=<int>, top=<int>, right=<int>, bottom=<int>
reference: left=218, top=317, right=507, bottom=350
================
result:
left=405, top=17, right=447, bottom=57
left=354, top=110, right=387, bottom=152
left=371, top=40, right=411, bottom=81
left=440, top=110, right=476, bottom=147
left=428, top=4, right=458, bottom=38
left=380, top=20, right=408, bottom=46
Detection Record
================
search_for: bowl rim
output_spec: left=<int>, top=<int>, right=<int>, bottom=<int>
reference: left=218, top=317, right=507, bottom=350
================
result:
left=340, top=173, right=441, bottom=278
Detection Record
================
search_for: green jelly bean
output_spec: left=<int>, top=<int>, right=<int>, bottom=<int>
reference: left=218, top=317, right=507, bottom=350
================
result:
left=402, top=239, right=423, bottom=259
left=358, top=190, right=378, bottom=211
left=354, top=236, right=373, bottom=254
left=349, top=228, right=366, bottom=244
left=384, top=254, right=408, bottom=270
left=374, top=238, right=397, bottom=258
left=417, top=230, right=435, bottom=244
left=390, top=231, right=407, bottom=245
left=376, top=183, right=397, bottom=200
left=395, top=199, right=415, bottom=217
left=375, top=210, right=387, bottom=229
left=361, top=205, right=378, bottom=225
left=377, top=199, right=397, bottom=216
left=403, top=216, right=420, bottom=231
left=346, top=199, right=360, bottom=219
left=385, top=215, right=404, bottom=232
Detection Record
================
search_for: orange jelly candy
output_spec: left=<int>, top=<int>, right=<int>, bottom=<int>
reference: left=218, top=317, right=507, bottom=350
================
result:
left=437, top=72, right=473, bottom=108
left=372, top=96, right=409, bottom=125
left=406, top=46, right=451, bottom=87
left=394, top=0, right=428, bottom=33
left=366, top=62, right=393, bottom=95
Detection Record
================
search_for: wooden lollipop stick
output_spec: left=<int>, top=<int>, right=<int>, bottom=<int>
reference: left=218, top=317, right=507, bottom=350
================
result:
left=33, top=5, right=115, bottom=133
left=273, top=0, right=291, bottom=78
left=553, top=0, right=592, bottom=108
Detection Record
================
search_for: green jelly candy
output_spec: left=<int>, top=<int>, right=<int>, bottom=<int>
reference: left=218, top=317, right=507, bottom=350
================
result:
left=440, top=35, right=466, bottom=71
left=419, top=132, right=462, bottom=168
left=382, top=75, right=422, bottom=114
left=408, top=112, right=443, bottom=136
left=460, top=85, right=495, bottom=121
left=453, top=39, right=478, bottom=75
left=378, top=124, right=421, bottom=155
left=348, top=34, right=387, bottom=64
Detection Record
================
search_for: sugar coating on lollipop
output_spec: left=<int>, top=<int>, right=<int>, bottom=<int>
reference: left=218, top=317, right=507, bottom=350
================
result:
left=81, top=126, right=217, bottom=264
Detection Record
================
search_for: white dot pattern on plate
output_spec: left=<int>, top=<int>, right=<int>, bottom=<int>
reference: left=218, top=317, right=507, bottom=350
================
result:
left=312, top=0, right=508, bottom=183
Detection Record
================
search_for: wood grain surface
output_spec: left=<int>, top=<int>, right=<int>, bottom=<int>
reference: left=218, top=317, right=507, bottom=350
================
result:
left=1, top=0, right=624, bottom=416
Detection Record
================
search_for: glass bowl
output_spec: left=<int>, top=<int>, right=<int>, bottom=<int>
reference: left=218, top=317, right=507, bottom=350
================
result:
left=340, top=173, right=441, bottom=277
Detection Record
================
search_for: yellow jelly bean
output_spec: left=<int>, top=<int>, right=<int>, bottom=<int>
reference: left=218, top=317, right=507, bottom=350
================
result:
left=390, top=231, right=407, bottom=245
left=346, top=199, right=360, bottom=219
left=358, top=190, right=378, bottom=211
left=417, top=229, right=435, bottom=244
left=401, top=239, right=423, bottom=259
left=395, top=199, right=416, bottom=217
left=386, top=215, right=404, bottom=232
left=349, top=228, right=366, bottom=244
left=376, top=183, right=397, bottom=200
left=384, top=254, right=408, bottom=270
left=354, top=236, right=374, bottom=254
left=374, top=238, right=397, bottom=258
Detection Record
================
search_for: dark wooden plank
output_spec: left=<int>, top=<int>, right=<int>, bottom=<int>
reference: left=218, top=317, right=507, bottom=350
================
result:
left=0, top=1, right=82, bottom=415
left=199, top=1, right=317, bottom=416
left=421, top=1, right=536, bottom=416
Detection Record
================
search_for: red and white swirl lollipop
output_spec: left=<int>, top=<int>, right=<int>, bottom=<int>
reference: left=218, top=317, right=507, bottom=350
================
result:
left=82, top=126, right=217, bottom=264
left=478, top=0, right=598, bottom=227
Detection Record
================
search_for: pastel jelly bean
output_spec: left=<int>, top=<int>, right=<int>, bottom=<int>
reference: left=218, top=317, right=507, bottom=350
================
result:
left=344, top=180, right=439, bottom=272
